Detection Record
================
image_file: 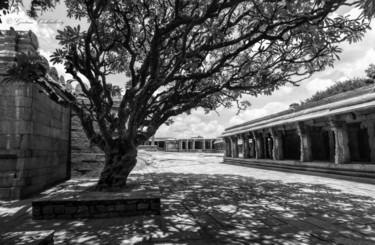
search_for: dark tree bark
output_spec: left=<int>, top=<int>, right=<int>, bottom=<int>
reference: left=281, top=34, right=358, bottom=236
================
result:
left=97, top=142, right=137, bottom=189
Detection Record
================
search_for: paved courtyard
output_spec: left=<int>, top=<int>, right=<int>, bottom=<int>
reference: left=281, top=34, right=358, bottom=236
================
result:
left=1, top=152, right=375, bottom=244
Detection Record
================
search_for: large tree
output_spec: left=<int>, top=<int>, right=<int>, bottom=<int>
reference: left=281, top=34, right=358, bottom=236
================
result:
left=3, top=0, right=373, bottom=189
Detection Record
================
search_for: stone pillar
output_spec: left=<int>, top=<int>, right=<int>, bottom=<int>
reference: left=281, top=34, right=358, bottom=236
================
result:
left=210, top=139, right=213, bottom=150
left=193, top=140, right=196, bottom=150
left=249, top=135, right=255, bottom=158
left=362, top=121, right=375, bottom=163
left=186, top=140, right=189, bottom=151
left=178, top=140, right=182, bottom=151
left=252, top=132, right=264, bottom=159
left=241, top=133, right=250, bottom=159
left=203, top=139, right=206, bottom=151
left=224, top=137, right=232, bottom=157
left=230, top=136, right=239, bottom=158
left=328, top=131, right=335, bottom=162
left=270, top=128, right=283, bottom=160
left=262, top=133, right=268, bottom=158
left=330, top=120, right=350, bottom=164
left=297, top=122, right=313, bottom=162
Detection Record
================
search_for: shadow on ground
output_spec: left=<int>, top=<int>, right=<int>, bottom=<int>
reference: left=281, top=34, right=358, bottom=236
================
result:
left=1, top=171, right=375, bottom=244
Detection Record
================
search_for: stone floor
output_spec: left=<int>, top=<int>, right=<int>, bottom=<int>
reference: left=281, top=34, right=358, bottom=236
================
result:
left=1, top=152, right=375, bottom=244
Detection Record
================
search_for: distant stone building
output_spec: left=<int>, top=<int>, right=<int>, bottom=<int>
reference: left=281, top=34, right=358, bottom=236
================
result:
left=221, top=86, right=375, bottom=181
left=141, top=136, right=223, bottom=153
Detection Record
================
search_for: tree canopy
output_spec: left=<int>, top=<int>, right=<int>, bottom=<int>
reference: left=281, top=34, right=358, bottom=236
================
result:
left=2, top=0, right=373, bottom=188
left=302, top=78, right=374, bottom=105
left=301, top=64, right=375, bottom=104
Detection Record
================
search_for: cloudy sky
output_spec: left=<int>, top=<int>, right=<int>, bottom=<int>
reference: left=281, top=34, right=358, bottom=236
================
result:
left=2, top=2, right=374, bottom=139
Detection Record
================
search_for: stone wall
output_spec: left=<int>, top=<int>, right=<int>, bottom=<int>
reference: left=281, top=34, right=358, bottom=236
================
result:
left=0, top=28, right=71, bottom=199
left=70, top=115, right=104, bottom=176
left=0, top=82, right=71, bottom=199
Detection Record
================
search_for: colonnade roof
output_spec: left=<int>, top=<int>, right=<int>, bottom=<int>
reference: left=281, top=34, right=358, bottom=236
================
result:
left=166, top=138, right=217, bottom=141
left=222, top=85, right=375, bottom=137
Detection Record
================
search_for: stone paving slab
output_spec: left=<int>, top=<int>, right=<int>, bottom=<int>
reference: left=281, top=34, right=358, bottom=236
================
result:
left=1, top=152, right=375, bottom=244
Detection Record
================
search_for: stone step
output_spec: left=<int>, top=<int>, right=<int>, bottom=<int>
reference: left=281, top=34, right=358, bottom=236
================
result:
left=224, top=158, right=375, bottom=184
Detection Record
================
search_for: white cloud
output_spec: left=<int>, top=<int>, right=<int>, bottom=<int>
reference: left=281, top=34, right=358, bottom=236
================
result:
left=155, top=115, right=225, bottom=139
left=305, top=78, right=335, bottom=96
left=272, top=86, right=293, bottom=96
left=228, top=102, right=288, bottom=126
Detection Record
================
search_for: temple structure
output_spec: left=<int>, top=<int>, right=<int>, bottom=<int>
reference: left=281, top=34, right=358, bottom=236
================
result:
left=221, top=86, right=375, bottom=182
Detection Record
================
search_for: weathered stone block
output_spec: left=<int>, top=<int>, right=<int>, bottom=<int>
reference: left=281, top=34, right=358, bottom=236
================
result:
left=125, top=200, right=137, bottom=205
left=107, top=205, right=116, bottom=212
left=137, top=203, right=150, bottom=210
left=0, top=96, right=33, bottom=107
left=109, top=212, right=120, bottom=218
left=0, top=135, right=21, bottom=150
left=54, top=205, right=65, bottom=214
left=0, top=120, right=33, bottom=134
left=115, top=204, right=125, bottom=212
left=2, top=107, right=33, bottom=121
left=43, top=214, right=56, bottom=219
left=151, top=203, right=161, bottom=210
left=0, top=188, right=11, bottom=199
left=93, top=213, right=109, bottom=219
left=42, top=206, right=53, bottom=215
left=65, top=206, right=77, bottom=214
left=125, top=204, right=137, bottom=211
left=56, top=214, right=72, bottom=219
left=90, top=205, right=107, bottom=213
left=0, top=158, right=17, bottom=171
left=32, top=206, right=42, bottom=217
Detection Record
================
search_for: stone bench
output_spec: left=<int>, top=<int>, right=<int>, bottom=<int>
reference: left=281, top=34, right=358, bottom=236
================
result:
left=32, top=177, right=161, bottom=219
left=0, top=230, right=54, bottom=245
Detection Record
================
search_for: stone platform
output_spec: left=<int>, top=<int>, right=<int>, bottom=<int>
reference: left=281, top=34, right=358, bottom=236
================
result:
left=0, top=230, right=54, bottom=245
left=32, top=176, right=160, bottom=219
left=224, top=157, right=375, bottom=184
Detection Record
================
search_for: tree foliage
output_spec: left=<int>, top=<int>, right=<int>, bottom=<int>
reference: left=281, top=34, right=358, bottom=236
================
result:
left=4, top=0, right=373, bottom=188
left=302, top=63, right=375, bottom=104
left=365, top=64, right=375, bottom=80
left=302, top=78, right=374, bottom=105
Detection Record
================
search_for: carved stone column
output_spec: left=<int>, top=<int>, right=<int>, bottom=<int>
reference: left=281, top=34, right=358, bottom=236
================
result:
left=230, top=136, right=239, bottom=158
left=186, top=140, right=189, bottom=151
left=270, top=128, right=283, bottom=160
left=193, top=140, right=196, bottom=150
left=178, top=140, right=182, bottom=151
left=249, top=134, right=256, bottom=158
left=203, top=139, right=206, bottom=150
left=297, top=122, right=313, bottom=162
left=210, top=139, right=213, bottom=150
left=330, top=120, right=350, bottom=164
left=241, top=133, right=250, bottom=159
left=224, top=137, right=232, bottom=157
left=252, top=132, right=264, bottom=159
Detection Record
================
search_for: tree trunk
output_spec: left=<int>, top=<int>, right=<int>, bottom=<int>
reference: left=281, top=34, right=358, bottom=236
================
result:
left=96, top=143, right=137, bottom=190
